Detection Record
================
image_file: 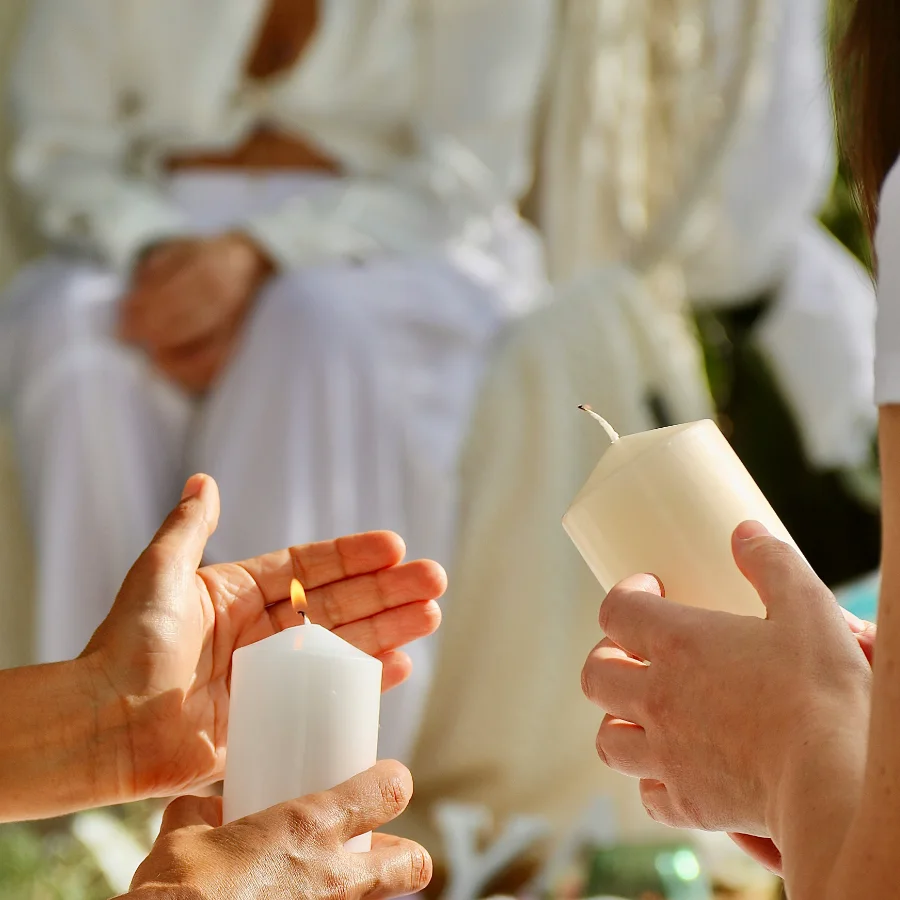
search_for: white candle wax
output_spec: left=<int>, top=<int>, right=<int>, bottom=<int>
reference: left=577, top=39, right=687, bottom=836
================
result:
left=563, top=418, right=798, bottom=616
left=223, top=624, right=382, bottom=851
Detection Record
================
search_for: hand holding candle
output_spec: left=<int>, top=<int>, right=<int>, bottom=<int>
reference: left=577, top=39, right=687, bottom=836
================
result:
left=580, top=523, right=871, bottom=838
left=79, top=474, right=445, bottom=807
left=132, top=762, right=433, bottom=900
left=572, top=411, right=872, bottom=850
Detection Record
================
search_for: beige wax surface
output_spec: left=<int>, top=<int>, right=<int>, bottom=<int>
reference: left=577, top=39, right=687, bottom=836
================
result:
left=563, top=420, right=797, bottom=617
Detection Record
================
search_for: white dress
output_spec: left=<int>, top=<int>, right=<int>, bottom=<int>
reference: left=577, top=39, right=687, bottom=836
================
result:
left=0, top=0, right=554, bottom=763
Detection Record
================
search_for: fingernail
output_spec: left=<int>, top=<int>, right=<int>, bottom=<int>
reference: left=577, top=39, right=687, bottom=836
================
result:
left=647, top=574, right=666, bottom=598
left=181, top=474, right=205, bottom=501
left=735, top=520, right=769, bottom=541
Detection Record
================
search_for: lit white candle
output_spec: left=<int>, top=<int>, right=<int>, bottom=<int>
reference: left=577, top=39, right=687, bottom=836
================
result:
left=563, top=411, right=798, bottom=616
left=223, top=581, right=382, bottom=851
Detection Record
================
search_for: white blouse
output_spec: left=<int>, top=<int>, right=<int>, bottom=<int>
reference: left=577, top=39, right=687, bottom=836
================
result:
left=10, top=0, right=556, bottom=272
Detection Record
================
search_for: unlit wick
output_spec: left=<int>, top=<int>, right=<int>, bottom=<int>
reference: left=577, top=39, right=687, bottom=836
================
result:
left=578, top=405, right=619, bottom=443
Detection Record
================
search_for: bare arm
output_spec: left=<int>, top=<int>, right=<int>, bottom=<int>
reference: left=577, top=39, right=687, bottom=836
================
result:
left=801, top=405, right=900, bottom=897
left=769, top=405, right=900, bottom=897
left=0, top=475, right=443, bottom=822
left=0, top=657, right=130, bottom=821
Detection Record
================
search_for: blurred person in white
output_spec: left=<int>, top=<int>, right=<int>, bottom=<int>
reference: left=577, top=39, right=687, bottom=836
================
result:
left=401, top=0, right=878, bottom=872
left=0, top=0, right=552, bottom=763
left=0, top=0, right=872, bottom=795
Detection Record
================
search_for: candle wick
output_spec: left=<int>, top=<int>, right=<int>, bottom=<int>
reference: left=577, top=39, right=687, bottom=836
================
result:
left=578, top=405, right=619, bottom=443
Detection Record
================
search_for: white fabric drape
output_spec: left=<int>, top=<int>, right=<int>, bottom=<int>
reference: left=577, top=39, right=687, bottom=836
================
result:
left=3, top=172, right=545, bottom=763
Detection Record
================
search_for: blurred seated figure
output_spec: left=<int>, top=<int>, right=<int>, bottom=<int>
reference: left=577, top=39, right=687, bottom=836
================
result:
left=399, top=0, right=878, bottom=880
left=0, top=0, right=553, bottom=761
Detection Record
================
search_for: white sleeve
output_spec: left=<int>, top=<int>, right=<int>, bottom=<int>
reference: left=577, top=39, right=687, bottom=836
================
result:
left=242, top=0, right=556, bottom=269
left=875, top=161, right=900, bottom=406
left=9, top=0, right=188, bottom=273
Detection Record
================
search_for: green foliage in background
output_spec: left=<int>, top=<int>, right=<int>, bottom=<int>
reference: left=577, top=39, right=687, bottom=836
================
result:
left=0, top=802, right=162, bottom=900
left=0, top=822, right=109, bottom=900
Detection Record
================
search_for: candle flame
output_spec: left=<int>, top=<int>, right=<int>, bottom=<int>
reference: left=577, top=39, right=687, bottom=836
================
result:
left=578, top=405, right=620, bottom=443
left=290, top=578, right=309, bottom=622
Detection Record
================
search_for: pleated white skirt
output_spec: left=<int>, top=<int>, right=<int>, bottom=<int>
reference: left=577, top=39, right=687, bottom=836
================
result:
left=2, top=171, right=546, bottom=762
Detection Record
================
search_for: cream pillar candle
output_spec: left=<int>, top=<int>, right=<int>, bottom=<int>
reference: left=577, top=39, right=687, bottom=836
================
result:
left=223, top=610, right=382, bottom=851
left=563, top=412, right=798, bottom=616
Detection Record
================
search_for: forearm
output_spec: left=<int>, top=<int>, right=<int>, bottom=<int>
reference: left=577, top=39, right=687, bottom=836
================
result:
left=774, top=406, right=900, bottom=897
left=0, top=656, right=129, bottom=822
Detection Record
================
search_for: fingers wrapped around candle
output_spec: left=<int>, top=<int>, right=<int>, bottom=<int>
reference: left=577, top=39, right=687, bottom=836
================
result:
left=302, top=759, right=414, bottom=840
left=140, top=762, right=433, bottom=900
left=582, top=533, right=871, bottom=837
left=256, top=761, right=433, bottom=895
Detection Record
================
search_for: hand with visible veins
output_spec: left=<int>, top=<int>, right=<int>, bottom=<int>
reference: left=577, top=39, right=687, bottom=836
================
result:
left=125, top=761, right=432, bottom=900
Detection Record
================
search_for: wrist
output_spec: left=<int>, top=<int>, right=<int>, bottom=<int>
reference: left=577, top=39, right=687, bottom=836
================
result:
left=765, top=709, right=867, bottom=897
left=0, top=656, right=132, bottom=821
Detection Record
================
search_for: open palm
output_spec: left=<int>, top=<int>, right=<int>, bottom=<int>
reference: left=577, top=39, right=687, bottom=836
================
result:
left=82, top=475, right=445, bottom=802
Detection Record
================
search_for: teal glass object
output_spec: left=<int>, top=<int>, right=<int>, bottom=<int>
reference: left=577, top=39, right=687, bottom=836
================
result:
left=835, top=571, right=879, bottom=624
left=585, top=843, right=711, bottom=899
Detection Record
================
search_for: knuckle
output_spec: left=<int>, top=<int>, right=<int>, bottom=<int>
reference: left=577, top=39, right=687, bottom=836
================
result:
left=672, top=788, right=712, bottom=832
left=140, top=542, right=176, bottom=575
left=281, top=798, right=328, bottom=844
left=597, top=591, right=621, bottom=633
left=594, top=729, right=610, bottom=766
left=641, top=680, right=668, bottom=724
left=378, top=773, right=410, bottom=816
left=369, top=842, right=433, bottom=897
left=750, top=536, right=794, bottom=571
left=580, top=659, right=597, bottom=700
left=639, top=782, right=665, bottom=823
left=639, top=781, right=680, bottom=829
left=407, top=845, right=433, bottom=892
left=641, top=795, right=662, bottom=824
left=653, top=627, right=691, bottom=662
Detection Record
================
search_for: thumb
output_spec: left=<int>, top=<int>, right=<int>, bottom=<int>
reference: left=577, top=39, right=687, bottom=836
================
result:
left=159, top=795, right=223, bottom=835
left=83, top=476, right=220, bottom=657
left=731, top=521, right=830, bottom=620
left=143, top=474, right=220, bottom=574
